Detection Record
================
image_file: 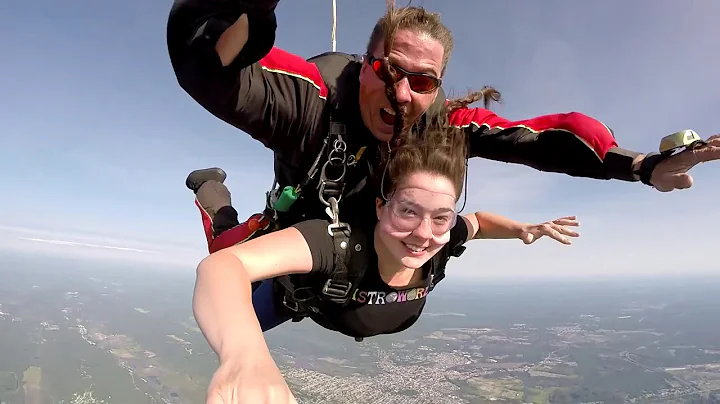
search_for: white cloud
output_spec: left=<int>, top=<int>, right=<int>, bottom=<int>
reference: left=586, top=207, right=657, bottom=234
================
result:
left=0, top=225, right=205, bottom=270
left=17, top=237, right=150, bottom=253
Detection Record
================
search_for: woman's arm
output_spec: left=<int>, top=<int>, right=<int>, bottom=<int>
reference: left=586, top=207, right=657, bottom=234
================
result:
left=461, top=212, right=580, bottom=245
left=193, top=226, right=314, bottom=363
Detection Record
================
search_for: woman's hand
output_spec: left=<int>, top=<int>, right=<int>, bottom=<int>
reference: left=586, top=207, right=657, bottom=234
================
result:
left=519, top=216, right=580, bottom=245
left=206, top=352, right=297, bottom=404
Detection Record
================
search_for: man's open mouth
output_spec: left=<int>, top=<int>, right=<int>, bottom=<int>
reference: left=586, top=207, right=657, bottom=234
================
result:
left=380, top=107, right=396, bottom=126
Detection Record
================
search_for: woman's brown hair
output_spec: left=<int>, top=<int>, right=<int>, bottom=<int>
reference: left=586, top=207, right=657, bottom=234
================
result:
left=375, top=1, right=501, bottom=203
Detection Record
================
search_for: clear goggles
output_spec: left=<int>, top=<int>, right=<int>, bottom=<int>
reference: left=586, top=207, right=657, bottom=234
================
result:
left=385, top=188, right=458, bottom=236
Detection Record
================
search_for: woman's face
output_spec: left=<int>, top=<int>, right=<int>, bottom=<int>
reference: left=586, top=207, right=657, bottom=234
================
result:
left=375, top=171, right=458, bottom=270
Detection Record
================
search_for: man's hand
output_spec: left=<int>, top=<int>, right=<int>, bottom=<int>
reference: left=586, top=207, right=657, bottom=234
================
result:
left=649, top=134, right=720, bottom=192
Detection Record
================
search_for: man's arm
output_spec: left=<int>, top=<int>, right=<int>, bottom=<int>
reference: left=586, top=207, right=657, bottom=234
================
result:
left=449, top=107, right=646, bottom=182
left=166, top=0, right=327, bottom=156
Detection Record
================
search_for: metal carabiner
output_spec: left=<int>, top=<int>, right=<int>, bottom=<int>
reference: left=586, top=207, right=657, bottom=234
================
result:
left=332, top=137, right=347, bottom=153
left=319, top=159, right=346, bottom=184
left=326, top=197, right=351, bottom=236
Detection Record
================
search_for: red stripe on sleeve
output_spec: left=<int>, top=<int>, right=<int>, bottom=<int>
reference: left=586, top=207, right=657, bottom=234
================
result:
left=449, top=107, right=619, bottom=160
left=259, top=47, right=328, bottom=99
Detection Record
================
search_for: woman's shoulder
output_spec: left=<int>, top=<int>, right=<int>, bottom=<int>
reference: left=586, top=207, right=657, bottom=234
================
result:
left=291, top=218, right=333, bottom=237
left=292, top=218, right=370, bottom=238
left=291, top=218, right=372, bottom=274
left=293, top=217, right=372, bottom=241
left=450, top=215, right=470, bottom=247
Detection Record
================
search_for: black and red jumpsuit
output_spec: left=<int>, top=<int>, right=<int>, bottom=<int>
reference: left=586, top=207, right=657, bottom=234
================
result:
left=166, top=0, right=644, bottom=253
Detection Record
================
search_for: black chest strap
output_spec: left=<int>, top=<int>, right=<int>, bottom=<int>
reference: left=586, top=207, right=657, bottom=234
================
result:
left=276, top=213, right=368, bottom=322
left=428, top=244, right=466, bottom=291
left=320, top=197, right=354, bottom=302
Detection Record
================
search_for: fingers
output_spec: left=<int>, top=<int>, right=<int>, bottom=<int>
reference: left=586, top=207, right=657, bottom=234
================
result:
left=535, top=223, right=573, bottom=245
left=533, top=217, right=583, bottom=243
left=552, top=216, right=579, bottom=227
left=695, top=140, right=720, bottom=163
left=556, top=225, right=580, bottom=238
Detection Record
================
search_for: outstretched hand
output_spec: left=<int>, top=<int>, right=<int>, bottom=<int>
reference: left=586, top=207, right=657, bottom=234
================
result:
left=206, top=354, right=297, bottom=404
left=519, top=216, right=580, bottom=245
left=651, top=134, right=720, bottom=192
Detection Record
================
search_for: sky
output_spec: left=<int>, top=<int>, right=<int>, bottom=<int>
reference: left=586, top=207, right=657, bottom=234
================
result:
left=0, top=0, right=718, bottom=279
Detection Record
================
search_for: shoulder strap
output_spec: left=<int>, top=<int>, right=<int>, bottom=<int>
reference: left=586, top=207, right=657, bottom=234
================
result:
left=276, top=219, right=369, bottom=320
left=428, top=243, right=466, bottom=291
left=307, top=51, right=362, bottom=115
left=266, top=51, right=362, bottom=218
left=269, top=51, right=371, bottom=327
left=320, top=200, right=354, bottom=302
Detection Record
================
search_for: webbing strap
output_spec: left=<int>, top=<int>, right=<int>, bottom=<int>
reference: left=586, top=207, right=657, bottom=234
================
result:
left=429, top=244, right=466, bottom=291
left=321, top=223, right=353, bottom=303
left=270, top=119, right=373, bottom=324
left=277, top=211, right=368, bottom=319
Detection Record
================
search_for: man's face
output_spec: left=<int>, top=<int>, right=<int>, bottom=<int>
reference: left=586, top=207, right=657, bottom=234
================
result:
left=359, top=29, right=444, bottom=143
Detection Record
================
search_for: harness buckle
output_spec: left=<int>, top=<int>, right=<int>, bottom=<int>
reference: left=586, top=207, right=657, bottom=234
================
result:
left=329, top=121, right=346, bottom=137
left=327, top=222, right=351, bottom=237
left=282, top=295, right=299, bottom=312
left=325, top=197, right=351, bottom=235
left=428, top=272, right=445, bottom=291
left=321, top=278, right=353, bottom=302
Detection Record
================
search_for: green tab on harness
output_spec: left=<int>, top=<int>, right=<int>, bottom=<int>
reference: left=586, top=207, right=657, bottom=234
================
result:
left=273, top=186, right=299, bottom=212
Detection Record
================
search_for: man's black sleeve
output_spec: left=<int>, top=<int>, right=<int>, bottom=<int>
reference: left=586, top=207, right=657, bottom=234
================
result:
left=448, top=107, right=644, bottom=182
left=166, top=0, right=328, bottom=157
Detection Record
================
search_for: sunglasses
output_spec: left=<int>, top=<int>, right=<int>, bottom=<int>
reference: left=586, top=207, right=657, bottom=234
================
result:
left=366, top=55, right=442, bottom=94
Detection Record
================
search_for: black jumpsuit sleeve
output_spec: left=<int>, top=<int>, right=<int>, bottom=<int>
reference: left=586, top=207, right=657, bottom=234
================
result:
left=449, top=107, right=643, bottom=182
left=166, top=0, right=328, bottom=158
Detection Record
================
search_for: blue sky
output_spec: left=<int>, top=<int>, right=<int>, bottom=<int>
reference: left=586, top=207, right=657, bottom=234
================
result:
left=0, top=0, right=718, bottom=278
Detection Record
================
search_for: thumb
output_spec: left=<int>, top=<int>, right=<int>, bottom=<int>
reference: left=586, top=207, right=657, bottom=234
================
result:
left=672, top=172, right=693, bottom=190
left=206, top=393, right=225, bottom=404
left=520, top=232, right=534, bottom=244
left=206, top=385, right=226, bottom=404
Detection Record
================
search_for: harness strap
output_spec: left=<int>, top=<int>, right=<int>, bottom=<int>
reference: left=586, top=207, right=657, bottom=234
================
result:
left=270, top=118, right=363, bottom=321
left=316, top=122, right=348, bottom=207
left=275, top=275, right=315, bottom=322
left=429, top=244, right=466, bottom=291
left=323, top=217, right=353, bottom=303
left=277, top=205, right=369, bottom=324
